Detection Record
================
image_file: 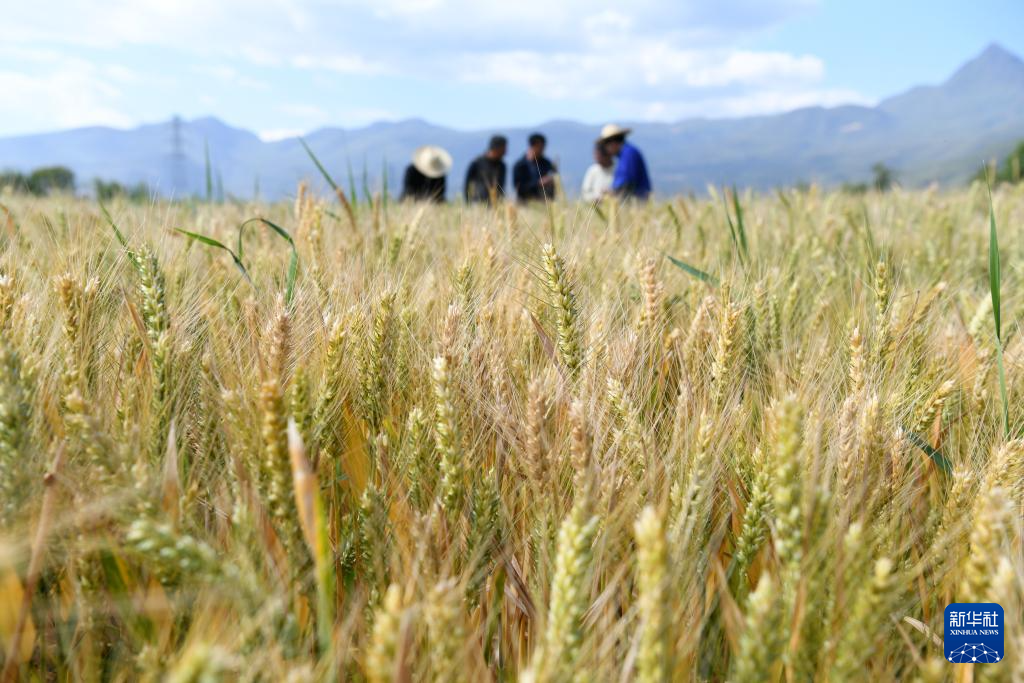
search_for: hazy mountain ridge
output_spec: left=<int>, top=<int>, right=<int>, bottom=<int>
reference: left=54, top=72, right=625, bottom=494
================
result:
left=1, top=43, right=1023, bottom=199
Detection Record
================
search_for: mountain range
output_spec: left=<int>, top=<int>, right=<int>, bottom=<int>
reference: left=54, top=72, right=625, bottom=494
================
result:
left=2, top=43, right=1023, bottom=199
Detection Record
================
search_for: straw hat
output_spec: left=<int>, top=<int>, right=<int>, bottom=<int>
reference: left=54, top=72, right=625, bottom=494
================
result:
left=412, top=145, right=453, bottom=178
left=597, top=123, right=632, bottom=142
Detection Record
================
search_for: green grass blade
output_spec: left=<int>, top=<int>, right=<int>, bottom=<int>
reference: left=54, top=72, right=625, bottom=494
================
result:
left=861, top=202, right=877, bottom=261
left=724, top=204, right=738, bottom=251
left=313, top=489, right=334, bottom=657
left=238, top=218, right=299, bottom=306
left=483, top=566, right=506, bottom=665
left=987, top=180, right=1010, bottom=437
left=361, top=158, right=371, bottom=205
left=176, top=228, right=229, bottom=251
left=775, top=188, right=791, bottom=213
left=905, top=431, right=952, bottom=476
left=995, top=339, right=1010, bottom=437
left=247, top=218, right=295, bottom=250
left=100, top=203, right=143, bottom=271
left=299, top=138, right=340, bottom=193
left=300, top=137, right=358, bottom=230
left=731, top=186, right=749, bottom=261
left=721, top=188, right=744, bottom=267
left=346, top=158, right=358, bottom=207
left=664, top=252, right=718, bottom=286
left=204, top=140, right=213, bottom=202
left=666, top=204, right=683, bottom=242
left=988, top=186, right=1001, bottom=341
left=100, top=203, right=128, bottom=248
left=174, top=228, right=251, bottom=284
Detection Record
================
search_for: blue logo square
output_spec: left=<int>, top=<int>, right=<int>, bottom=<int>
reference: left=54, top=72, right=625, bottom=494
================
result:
left=944, top=603, right=1004, bottom=664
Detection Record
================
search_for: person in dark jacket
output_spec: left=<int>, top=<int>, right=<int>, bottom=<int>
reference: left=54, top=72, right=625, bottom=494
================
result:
left=401, top=145, right=452, bottom=202
left=464, top=135, right=507, bottom=203
left=513, top=132, right=557, bottom=202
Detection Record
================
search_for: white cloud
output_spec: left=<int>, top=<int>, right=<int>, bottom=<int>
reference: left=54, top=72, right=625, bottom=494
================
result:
left=103, top=64, right=141, bottom=84
left=0, top=0, right=868, bottom=133
left=457, top=47, right=827, bottom=99
left=0, top=45, right=65, bottom=63
left=360, top=0, right=817, bottom=48
left=0, top=59, right=134, bottom=133
left=684, top=51, right=823, bottom=86
left=636, top=88, right=874, bottom=120
left=195, top=65, right=238, bottom=80
left=582, top=9, right=635, bottom=38
left=289, top=54, right=390, bottom=75
left=0, top=0, right=816, bottom=55
left=370, top=0, right=446, bottom=18
left=258, top=128, right=307, bottom=142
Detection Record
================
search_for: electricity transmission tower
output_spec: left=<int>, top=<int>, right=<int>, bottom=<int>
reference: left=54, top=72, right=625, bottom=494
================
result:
left=169, top=115, right=187, bottom=197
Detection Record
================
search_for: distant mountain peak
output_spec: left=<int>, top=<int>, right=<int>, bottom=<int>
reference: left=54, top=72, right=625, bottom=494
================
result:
left=978, top=42, right=1019, bottom=61
left=946, top=42, right=1024, bottom=88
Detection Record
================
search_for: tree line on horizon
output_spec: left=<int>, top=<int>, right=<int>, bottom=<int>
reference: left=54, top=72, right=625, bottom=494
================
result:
left=976, top=140, right=1024, bottom=186
left=0, top=166, right=152, bottom=202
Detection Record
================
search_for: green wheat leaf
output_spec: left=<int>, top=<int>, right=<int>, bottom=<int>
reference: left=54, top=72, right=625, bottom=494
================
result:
left=987, top=178, right=1010, bottom=437
left=239, top=217, right=299, bottom=306
left=664, top=252, right=718, bottom=286
left=174, top=228, right=251, bottom=284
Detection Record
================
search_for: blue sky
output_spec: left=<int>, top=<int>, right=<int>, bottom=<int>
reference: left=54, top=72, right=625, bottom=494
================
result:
left=0, top=0, right=1021, bottom=138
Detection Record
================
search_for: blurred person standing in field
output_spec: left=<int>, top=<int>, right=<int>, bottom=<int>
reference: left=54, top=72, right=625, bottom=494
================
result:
left=513, top=132, right=557, bottom=202
left=464, top=135, right=508, bottom=203
left=401, top=145, right=452, bottom=202
left=598, top=124, right=651, bottom=200
left=581, top=141, right=615, bottom=201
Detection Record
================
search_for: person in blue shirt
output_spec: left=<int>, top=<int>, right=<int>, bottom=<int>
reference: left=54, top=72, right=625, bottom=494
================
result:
left=598, top=124, right=651, bottom=200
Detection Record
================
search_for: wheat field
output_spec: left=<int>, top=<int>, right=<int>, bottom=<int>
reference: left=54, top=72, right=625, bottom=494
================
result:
left=0, top=184, right=1021, bottom=681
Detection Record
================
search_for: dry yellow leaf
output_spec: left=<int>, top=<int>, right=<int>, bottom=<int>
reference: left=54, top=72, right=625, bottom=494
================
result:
left=0, top=566, right=35, bottom=664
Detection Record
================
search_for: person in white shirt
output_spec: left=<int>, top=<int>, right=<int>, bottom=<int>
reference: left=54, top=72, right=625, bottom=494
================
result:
left=581, top=141, right=615, bottom=201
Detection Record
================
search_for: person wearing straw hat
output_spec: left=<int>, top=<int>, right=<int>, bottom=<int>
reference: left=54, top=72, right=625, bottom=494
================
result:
left=597, top=124, right=651, bottom=200
left=402, top=145, right=452, bottom=203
